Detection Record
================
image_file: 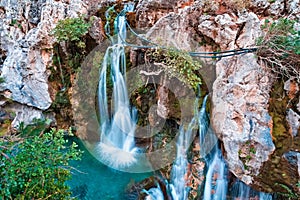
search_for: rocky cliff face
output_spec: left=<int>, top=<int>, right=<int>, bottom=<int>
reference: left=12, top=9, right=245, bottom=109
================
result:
left=0, top=0, right=299, bottom=196
left=135, top=0, right=300, bottom=194
left=0, top=0, right=88, bottom=129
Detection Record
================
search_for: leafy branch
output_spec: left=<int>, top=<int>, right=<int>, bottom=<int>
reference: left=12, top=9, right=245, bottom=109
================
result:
left=0, top=122, right=82, bottom=199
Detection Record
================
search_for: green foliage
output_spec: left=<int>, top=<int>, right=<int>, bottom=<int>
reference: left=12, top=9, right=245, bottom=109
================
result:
left=0, top=123, right=82, bottom=199
left=10, top=19, right=17, bottom=26
left=18, top=118, right=52, bottom=137
left=257, top=18, right=300, bottom=80
left=266, top=18, right=299, bottom=54
left=296, top=181, right=300, bottom=188
left=249, top=146, right=256, bottom=154
left=0, top=77, right=5, bottom=84
left=275, top=183, right=299, bottom=199
left=52, top=17, right=91, bottom=48
left=9, top=19, right=22, bottom=29
left=52, top=90, right=71, bottom=108
left=147, top=48, right=202, bottom=90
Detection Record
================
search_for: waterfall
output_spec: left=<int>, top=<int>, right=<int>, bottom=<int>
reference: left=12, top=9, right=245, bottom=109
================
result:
left=96, top=3, right=137, bottom=169
left=95, top=2, right=274, bottom=198
left=169, top=116, right=197, bottom=200
left=199, top=97, right=273, bottom=200
left=143, top=184, right=164, bottom=200
left=142, top=94, right=274, bottom=199
left=202, top=146, right=228, bottom=200
left=199, top=97, right=228, bottom=200
left=229, top=180, right=273, bottom=200
left=143, top=98, right=200, bottom=200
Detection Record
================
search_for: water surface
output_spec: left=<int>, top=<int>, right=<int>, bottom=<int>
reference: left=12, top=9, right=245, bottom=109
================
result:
left=68, top=139, right=152, bottom=200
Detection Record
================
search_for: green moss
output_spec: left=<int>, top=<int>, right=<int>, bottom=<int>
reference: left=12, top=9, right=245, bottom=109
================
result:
left=268, top=80, right=290, bottom=141
left=249, top=146, right=256, bottom=154
left=275, top=183, right=299, bottom=199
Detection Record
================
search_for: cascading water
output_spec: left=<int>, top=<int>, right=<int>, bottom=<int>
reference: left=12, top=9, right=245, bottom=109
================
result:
left=143, top=94, right=274, bottom=200
left=95, top=2, right=275, bottom=198
left=142, top=184, right=164, bottom=200
left=143, top=98, right=201, bottom=200
left=229, top=180, right=273, bottom=200
left=197, top=95, right=227, bottom=200
left=97, top=3, right=138, bottom=169
left=169, top=109, right=198, bottom=200
left=199, top=97, right=273, bottom=200
left=202, top=146, right=228, bottom=200
left=198, top=95, right=228, bottom=200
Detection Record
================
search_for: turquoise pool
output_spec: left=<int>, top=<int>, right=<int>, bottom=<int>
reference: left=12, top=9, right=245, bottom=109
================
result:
left=68, top=138, right=152, bottom=200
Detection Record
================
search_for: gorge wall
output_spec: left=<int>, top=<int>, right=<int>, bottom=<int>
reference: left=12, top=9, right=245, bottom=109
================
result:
left=0, top=0, right=299, bottom=196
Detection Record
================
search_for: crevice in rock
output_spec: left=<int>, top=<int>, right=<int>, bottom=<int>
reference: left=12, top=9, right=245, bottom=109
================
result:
left=0, top=48, right=7, bottom=66
left=234, top=22, right=246, bottom=48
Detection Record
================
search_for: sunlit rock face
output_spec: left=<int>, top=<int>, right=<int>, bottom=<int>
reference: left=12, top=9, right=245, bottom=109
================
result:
left=201, top=12, right=275, bottom=184
left=0, top=0, right=87, bottom=127
left=212, top=53, right=275, bottom=184
left=135, top=0, right=182, bottom=29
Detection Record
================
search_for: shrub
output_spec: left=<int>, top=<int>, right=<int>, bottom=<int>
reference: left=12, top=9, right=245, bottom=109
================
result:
left=146, top=48, right=202, bottom=90
left=52, top=17, right=91, bottom=49
left=0, top=124, right=82, bottom=199
left=257, top=18, right=300, bottom=81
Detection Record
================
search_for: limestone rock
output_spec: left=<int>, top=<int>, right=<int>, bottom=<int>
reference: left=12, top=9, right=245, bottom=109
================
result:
left=88, top=16, right=105, bottom=43
left=0, top=0, right=87, bottom=127
left=266, top=0, right=300, bottom=17
left=199, top=13, right=238, bottom=50
left=135, top=0, right=180, bottom=29
left=143, top=3, right=277, bottom=186
left=287, top=109, right=300, bottom=137
left=211, top=53, right=275, bottom=184
left=284, top=77, right=299, bottom=99
left=199, top=12, right=261, bottom=50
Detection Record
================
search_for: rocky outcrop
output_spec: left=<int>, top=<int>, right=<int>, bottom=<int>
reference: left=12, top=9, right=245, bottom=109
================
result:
left=0, top=0, right=87, bottom=128
left=202, top=1, right=300, bottom=193
left=212, top=53, right=275, bottom=184
left=198, top=9, right=276, bottom=184
left=135, top=0, right=186, bottom=29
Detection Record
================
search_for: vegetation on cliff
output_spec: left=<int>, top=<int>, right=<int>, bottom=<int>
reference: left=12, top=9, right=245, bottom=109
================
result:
left=257, top=18, right=300, bottom=81
left=146, top=48, right=202, bottom=90
left=52, top=16, right=91, bottom=49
